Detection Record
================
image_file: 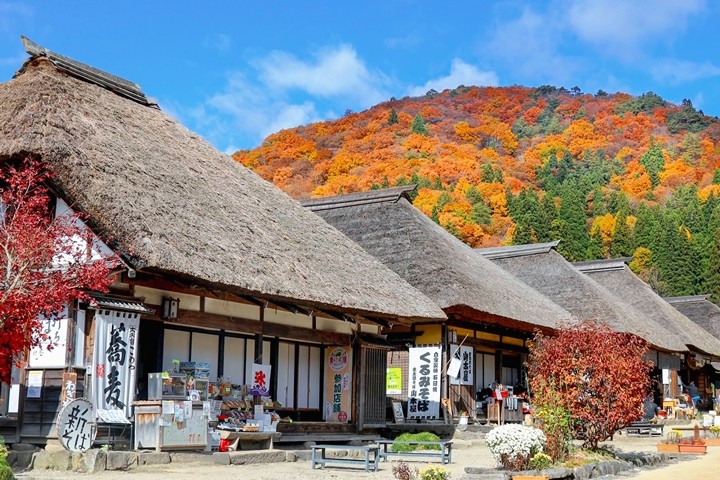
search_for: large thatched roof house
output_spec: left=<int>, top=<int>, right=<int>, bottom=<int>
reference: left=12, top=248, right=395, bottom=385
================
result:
left=575, top=259, right=720, bottom=358
left=0, top=38, right=446, bottom=442
left=0, top=38, right=444, bottom=325
left=302, top=186, right=574, bottom=332
left=478, top=242, right=686, bottom=353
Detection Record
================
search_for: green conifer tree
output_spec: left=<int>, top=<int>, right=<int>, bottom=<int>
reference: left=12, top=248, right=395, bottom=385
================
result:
left=411, top=114, right=428, bottom=135
left=388, top=108, right=399, bottom=125
left=610, top=210, right=634, bottom=257
left=555, top=182, right=591, bottom=261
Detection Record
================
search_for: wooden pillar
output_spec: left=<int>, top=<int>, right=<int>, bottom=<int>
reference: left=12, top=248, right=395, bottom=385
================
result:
left=253, top=304, right=265, bottom=403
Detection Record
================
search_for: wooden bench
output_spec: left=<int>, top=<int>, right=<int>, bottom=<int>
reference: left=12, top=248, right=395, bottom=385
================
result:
left=376, top=440, right=452, bottom=464
left=310, top=444, right=380, bottom=472
left=624, top=421, right=664, bottom=436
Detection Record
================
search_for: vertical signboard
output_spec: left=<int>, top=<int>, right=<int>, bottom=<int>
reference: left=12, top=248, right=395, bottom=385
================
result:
left=449, top=345, right=474, bottom=385
left=30, top=309, right=69, bottom=367
left=324, top=346, right=352, bottom=422
left=407, top=346, right=441, bottom=419
left=92, top=310, right=140, bottom=418
left=386, top=367, right=402, bottom=395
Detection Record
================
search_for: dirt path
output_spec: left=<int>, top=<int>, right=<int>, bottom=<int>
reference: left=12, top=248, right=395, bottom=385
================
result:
left=14, top=434, right=718, bottom=479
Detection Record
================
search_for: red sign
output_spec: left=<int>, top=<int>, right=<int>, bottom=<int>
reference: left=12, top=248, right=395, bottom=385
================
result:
left=338, top=411, right=348, bottom=422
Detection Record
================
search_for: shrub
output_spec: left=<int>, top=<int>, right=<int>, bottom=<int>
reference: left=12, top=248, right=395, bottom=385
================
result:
left=392, top=432, right=442, bottom=452
left=532, top=378, right=574, bottom=461
left=485, top=424, right=546, bottom=471
left=392, top=461, right=417, bottom=480
left=528, top=322, right=652, bottom=450
left=529, top=452, right=553, bottom=470
left=0, top=437, right=12, bottom=480
left=418, top=465, right=451, bottom=480
left=709, top=425, right=720, bottom=438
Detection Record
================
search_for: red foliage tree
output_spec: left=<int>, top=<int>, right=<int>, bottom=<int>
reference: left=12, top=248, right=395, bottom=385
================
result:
left=0, top=159, right=116, bottom=383
left=527, top=321, right=652, bottom=450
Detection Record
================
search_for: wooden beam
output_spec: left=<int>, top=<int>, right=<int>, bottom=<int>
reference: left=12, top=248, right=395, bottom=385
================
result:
left=145, top=303, right=351, bottom=345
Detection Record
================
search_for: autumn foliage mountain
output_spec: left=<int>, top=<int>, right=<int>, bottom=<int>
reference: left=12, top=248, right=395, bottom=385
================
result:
left=234, top=85, right=720, bottom=300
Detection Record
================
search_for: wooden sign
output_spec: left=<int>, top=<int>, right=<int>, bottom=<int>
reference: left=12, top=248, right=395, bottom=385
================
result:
left=61, top=372, right=77, bottom=405
left=392, top=401, right=405, bottom=424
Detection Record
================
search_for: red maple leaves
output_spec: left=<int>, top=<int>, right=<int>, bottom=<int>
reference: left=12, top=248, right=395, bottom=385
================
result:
left=0, top=158, right=116, bottom=383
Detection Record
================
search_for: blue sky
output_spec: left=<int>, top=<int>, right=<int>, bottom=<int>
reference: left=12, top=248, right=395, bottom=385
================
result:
left=1, top=1, right=719, bottom=153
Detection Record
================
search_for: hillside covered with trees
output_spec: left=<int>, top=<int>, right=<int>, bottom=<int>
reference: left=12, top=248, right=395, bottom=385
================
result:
left=233, top=85, right=720, bottom=301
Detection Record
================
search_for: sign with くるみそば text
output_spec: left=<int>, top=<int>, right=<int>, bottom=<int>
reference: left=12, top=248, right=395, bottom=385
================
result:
left=407, top=346, right=441, bottom=419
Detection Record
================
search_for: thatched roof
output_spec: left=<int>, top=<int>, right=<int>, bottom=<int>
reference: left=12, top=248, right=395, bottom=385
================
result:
left=665, top=295, right=720, bottom=343
left=479, top=242, right=686, bottom=352
left=302, top=187, right=575, bottom=331
left=0, top=45, right=446, bottom=324
left=575, top=259, right=720, bottom=357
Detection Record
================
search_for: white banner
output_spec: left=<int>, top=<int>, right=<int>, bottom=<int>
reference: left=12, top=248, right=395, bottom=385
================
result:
left=407, top=346, right=441, bottom=419
left=92, top=310, right=140, bottom=418
left=250, top=363, right=272, bottom=396
left=449, top=344, right=474, bottom=386
left=30, top=308, right=69, bottom=367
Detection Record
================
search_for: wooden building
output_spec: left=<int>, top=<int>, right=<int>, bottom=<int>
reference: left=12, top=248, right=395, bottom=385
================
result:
left=479, top=242, right=691, bottom=404
left=575, top=258, right=720, bottom=402
left=302, top=186, right=575, bottom=420
left=665, top=295, right=720, bottom=400
left=0, top=38, right=446, bottom=445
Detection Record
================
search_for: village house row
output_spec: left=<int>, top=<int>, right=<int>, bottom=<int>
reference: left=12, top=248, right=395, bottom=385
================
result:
left=1, top=38, right=719, bottom=448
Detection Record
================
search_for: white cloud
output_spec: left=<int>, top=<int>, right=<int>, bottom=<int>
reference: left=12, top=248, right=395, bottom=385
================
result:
left=650, top=59, right=720, bottom=85
left=260, top=103, right=320, bottom=139
left=567, top=0, right=706, bottom=59
left=407, top=59, right=498, bottom=97
left=256, top=44, right=390, bottom=105
left=483, top=6, right=584, bottom=85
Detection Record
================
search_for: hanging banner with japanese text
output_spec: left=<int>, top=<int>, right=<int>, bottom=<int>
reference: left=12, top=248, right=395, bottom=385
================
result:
left=449, top=344, right=474, bottom=385
left=30, top=307, right=69, bottom=367
left=324, top=346, right=352, bottom=422
left=407, top=346, right=441, bottom=419
left=250, top=363, right=272, bottom=395
left=92, top=310, right=139, bottom=418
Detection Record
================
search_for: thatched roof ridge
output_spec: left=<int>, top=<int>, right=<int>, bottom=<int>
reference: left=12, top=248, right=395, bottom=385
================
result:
left=665, top=295, right=720, bottom=343
left=0, top=54, right=446, bottom=323
left=479, top=241, right=559, bottom=259
left=575, top=259, right=720, bottom=357
left=478, top=244, right=686, bottom=352
left=303, top=189, right=575, bottom=330
left=303, top=185, right=415, bottom=211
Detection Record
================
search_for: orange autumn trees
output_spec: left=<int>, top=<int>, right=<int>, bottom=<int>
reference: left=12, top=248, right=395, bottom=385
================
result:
left=235, top=85, right=720, bottom=292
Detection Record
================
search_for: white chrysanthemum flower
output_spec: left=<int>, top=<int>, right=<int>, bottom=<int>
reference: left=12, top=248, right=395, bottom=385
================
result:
left=485, top=424, right=546, bottom=468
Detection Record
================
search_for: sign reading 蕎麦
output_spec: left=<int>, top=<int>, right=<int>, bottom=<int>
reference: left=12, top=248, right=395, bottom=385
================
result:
left=92, top=310, right=140, bottom=418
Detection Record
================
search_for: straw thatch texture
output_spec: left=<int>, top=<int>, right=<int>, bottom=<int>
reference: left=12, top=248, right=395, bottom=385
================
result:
left=479, top=244, right=686, bottom=352
left=0, top=57, right=445, bottom=322
left=575, top=259, right=720, bottom=357
left=303, top=188, right=575, bottom=330
left=665, top=295, right=720, bottom=342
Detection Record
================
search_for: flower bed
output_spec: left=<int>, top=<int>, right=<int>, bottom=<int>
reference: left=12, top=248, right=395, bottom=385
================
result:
left=485, top=424, right=547, bottom=471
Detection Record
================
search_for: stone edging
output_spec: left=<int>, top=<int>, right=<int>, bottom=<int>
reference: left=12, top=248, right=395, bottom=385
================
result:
left=463, top=452, right=669, bottom=479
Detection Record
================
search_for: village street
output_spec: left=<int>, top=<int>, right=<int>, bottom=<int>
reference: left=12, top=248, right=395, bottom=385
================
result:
left=14, top=433, right=720, bottom=480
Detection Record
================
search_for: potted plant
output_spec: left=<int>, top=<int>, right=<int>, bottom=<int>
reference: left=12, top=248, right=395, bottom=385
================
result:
left=657, top=429, right=682, bottom=453
left=703, top=425, right=720, bottom=446
left=678, top=436, right=707, bottom=454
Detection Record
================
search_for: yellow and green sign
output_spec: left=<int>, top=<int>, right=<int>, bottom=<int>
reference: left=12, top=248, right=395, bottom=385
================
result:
left=386, top=367, right=402, bottom=394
